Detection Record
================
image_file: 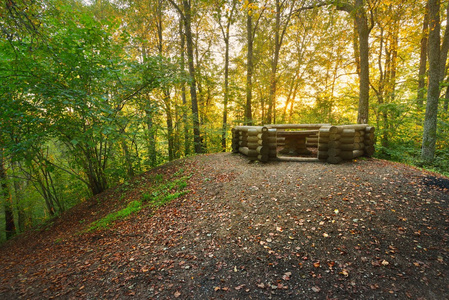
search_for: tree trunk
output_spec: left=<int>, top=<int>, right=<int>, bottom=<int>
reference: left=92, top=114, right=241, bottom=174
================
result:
left=417, top=3, right=429, bottom=107
left=336, top=0, right=370, bottom=124
left=267, top=0, right=282, bottom=125
left=222, top=34, right=230, bottom=151
left=164, top=91, right=175, bottom=161
left=355, top=0, right=370, bottom=124
left=145, top=106, right=157, bottom=167
left=445, top=84, right=449, bottom=111
left=179, top=16, right=190, bottom=156
left=0, top=147, right=15, bottom=239
left=422, top=0, right=440, bottom=164
left=245, top=1, right=254, bottom=125
left=121, top=140, right=135, bottom=178
left=182, top=0, right=203, bottom=153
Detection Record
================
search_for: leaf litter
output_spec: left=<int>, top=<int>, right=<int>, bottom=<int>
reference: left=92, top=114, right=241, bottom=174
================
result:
left=1, top=153, right=448, bottom=299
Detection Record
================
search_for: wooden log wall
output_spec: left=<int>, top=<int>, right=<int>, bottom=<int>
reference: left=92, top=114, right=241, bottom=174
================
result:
left=233, top=124, right=375, bottom=164
left=318, top=124, right=375, bottom=164
left=232, top=126, right=276, bottom=162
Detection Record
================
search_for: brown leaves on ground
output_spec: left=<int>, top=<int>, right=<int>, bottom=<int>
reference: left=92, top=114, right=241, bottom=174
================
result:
left=1, top=153, right=448, bottom=299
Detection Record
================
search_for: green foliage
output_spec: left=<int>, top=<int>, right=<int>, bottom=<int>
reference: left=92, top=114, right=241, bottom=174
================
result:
left=85, top=174, right=189, bottom=232
left=86, top=200, right=142, bottom=232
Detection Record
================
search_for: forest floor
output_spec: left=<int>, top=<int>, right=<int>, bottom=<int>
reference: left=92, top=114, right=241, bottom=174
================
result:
left=1, top=153, right=449, bottom=299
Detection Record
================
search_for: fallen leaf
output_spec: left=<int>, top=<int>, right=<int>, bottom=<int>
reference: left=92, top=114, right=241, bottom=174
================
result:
left=174, top=291, right=181, bottom=298
left=312, top=286, right=321, bottom=292
left=257, top=283, right=265, bottom=289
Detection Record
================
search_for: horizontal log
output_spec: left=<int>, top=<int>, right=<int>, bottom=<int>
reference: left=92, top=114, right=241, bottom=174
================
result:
left=258, top=137, right=277, bottom=145
left=238, top=141, right=248, bottom=147
left=340, top=129, right=355, bottom=136
left=339, top=137, right=355, bottom=144
left=248, top=128, right=262, bottom=136
left=276, top=131, right=318, bottom=138
left=234, top=126, right=266, bottom=132
left=247, top=136, right=259, bottom=143
left=335, top=124, right=369, bottom=130
left=365, top=126, right=375, bottom=133
left=265, top=124, right=330, bottom=129
left=306, top=137, right=318, bottom=142
left=340, top=150, right=364, bottom=160
left=247, top=142, right=259, bottom=149
left=239, top=147, right=258, bottom=157
left=339, top=143, right=355, bottom=151
left=319, top=126, right=340, bottom=134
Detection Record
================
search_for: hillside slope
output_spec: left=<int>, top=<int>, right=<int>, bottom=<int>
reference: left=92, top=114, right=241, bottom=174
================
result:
left=1, top=153, right=448, bottom=299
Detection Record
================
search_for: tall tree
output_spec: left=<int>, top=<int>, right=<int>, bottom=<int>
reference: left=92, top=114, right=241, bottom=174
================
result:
left=417, top=3, right=429, bottom=107
left=167, top=0, right=204, bottom=153
left=266, top=0, right=297, bottom=124
left=421, top=0, right=440, bottom=163
left=336, top=0, right=371, bottom=124
left=214, top=0, right=238, bottom=150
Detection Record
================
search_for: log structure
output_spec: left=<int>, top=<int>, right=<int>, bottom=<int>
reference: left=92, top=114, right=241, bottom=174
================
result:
left=232, top=124, right=375, bottom=164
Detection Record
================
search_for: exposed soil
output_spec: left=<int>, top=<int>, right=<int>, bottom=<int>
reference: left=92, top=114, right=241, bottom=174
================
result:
left=1, top=153, right=449, bottom=299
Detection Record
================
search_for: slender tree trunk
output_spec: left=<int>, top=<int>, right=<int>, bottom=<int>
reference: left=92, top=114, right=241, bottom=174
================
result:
left=10, top=161, right=26, bottom=232
left=439, top=4, right=449, bottom=83
left=219, top=1, right=236, bottom=151
left=179, top=16, right=190, bottom=156
left=164, top=92, right=175, bottom=161
left=182, top=0, right=203, bottom=153
left=355, top=0, right=370, bottom=124
left=418, top=3, right=429, bottom=107
left=245, top=1, right=254, bottom=125
left=267, top=0, right=281, bottom=125
left=222, top=36, right=230, bottom=151
left=0, top=147, right=15, bottom=239
left=121, top=141, right=135, bottom=178
left=337, top=0, right=370, bottom=124
left=145, top=107, right=157, bottom=167
left=444, top=85, right=449, bottom=111
left=422, top=0, right=440, bottom=164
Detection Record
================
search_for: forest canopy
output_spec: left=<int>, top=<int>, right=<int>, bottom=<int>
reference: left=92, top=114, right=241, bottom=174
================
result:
left=1, top=0, right=448, bottom=241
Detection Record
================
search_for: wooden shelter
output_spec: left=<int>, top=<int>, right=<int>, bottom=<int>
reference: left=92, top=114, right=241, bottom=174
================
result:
left=232, top=124, right=375, bottom=164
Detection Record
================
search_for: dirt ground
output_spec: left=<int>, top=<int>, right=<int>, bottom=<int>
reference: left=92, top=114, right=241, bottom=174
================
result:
left=1, top=153, right=448, bottom=299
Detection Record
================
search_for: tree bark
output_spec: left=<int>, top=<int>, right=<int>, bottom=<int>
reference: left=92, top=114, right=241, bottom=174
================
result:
left=182, top=0, right=203, bottom=153
left=421, top=0, right=440, bottom=164
left=245, top=0, right=254, bottom=125
left=0, top=147, right=15, bottom=239
left=179, top=16, right=190, bottom=156
left=336, top=0, right=370, bottom=124
left=417, top=3, right=429, bottom=107
left=217, top=0, right=236, bottom=151
left=145, top=106, right=157, bottom=167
